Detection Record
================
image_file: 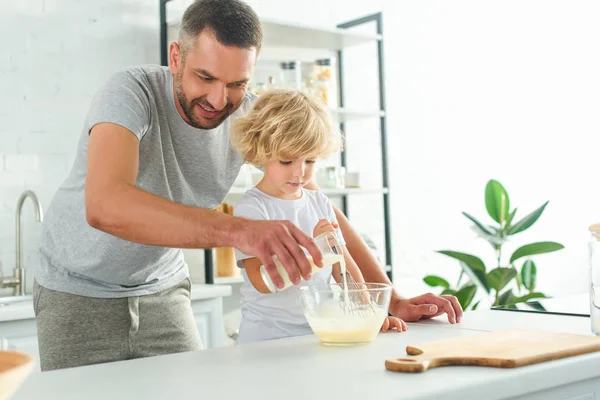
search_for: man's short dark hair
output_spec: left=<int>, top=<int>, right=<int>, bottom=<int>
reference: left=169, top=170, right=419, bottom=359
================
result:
left=179, top=0, right=263, bottom=55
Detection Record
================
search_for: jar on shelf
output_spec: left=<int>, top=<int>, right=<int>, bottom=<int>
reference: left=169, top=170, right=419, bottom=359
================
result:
left=344, top=171, right=361, bottom=188
left=251, top=82, right=268, bottom=96
left=266, top=75, right=277, bottom=90
left=317, top=166, right=344, bottom=189
left=279, top=61, right=299, bottom=90
left=310, top=58, right=335, bottom=106
left=314, top=58, right=332, bottom=81
left=253, top=76, right=277, bottom=96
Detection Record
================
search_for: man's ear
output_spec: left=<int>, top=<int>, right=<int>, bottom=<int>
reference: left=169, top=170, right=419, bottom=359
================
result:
left=169, top=42, right=182, bottom=74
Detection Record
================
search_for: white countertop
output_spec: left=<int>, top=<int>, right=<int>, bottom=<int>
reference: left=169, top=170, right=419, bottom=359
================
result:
left=0, top=283, right=232, bottom=323
left=11, top=309, right=600, bottom=400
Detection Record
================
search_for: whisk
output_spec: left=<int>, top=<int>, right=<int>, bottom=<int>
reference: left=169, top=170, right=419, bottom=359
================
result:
left=338, top=268, right=378, bottom=316
left=332, top=260, right=377, bottom=317
left=325, top=232, right=378, bottom=316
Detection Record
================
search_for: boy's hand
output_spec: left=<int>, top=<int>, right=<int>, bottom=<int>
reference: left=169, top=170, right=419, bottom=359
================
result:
left=313, top=219, right=339, bottom=238
left=381, top=316, right=407, bottom=333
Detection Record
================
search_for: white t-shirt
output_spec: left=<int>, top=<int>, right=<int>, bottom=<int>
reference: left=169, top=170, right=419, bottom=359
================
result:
left=233, top=187, right=345, bottom=343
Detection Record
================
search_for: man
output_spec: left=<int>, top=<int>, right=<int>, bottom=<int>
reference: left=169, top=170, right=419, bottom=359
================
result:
left=34, top=0, right=461, bottom=371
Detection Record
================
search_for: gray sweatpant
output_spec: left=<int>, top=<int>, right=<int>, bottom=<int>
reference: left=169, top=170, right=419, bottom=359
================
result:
left=33, top=278, right=202, bottom=371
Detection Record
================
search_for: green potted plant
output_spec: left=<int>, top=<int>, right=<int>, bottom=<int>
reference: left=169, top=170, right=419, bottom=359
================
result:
left=424, top=180, right=565, bottom=310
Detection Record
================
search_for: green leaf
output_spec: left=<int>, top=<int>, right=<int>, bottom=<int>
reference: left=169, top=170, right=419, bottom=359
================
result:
left=457, top=270, right=465, bottom=287
left=437, top=251, right=490, bottom=292
left=458, top=262, right=489, bottom=293
left=510, top=242, right=565, bottom=263
left=485, top=180, right=510, bottom=224
left=527, top=301, right=547, bottom=312
left=441, top=288, right=457, bottom=296
left=498, top=289, right=517, bottom=305
left=423, top=275, right=450, bottom=289
left=507, top=201, right=549, bottom=236
left=455, top=284, right=477, bottom=309
left=471, top=300, right=481, bottom=311
left=487, top=267, right=517, bottom=292
left=517, top=292, right=548, bottom=303
left=515, top=270, right=523, bottom=291
left=437, top=251, right=485, bottom=272
left=462, top=212, right=493, bottom=235
left=521, top=260, right=537, bottom=291
left=505, top=208, right=517, bottom=230
left=470, top=224, right=506, bottom=247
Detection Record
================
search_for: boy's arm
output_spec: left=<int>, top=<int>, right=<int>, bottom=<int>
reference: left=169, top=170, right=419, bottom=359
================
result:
left=242, top=258, right=272, bottom=294
left=331, top=246, right=365, bottom=286
left=332, top=205, right=462, bottom=324
left=304, top=180, right=462, bottom=323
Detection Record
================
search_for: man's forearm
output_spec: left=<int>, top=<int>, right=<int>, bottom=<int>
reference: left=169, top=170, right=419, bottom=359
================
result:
left=86, top=183, right=243, bottom=248
left=333, top=206, right=403, bottom=302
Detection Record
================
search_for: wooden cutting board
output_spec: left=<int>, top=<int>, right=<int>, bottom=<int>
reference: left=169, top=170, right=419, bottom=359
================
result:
left=385, top=329, right=600, bottom=373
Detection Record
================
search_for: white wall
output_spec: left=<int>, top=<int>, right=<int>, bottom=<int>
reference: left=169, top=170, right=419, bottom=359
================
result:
left=1, top=0, right=598, bottom=300
left=244, top=0, right=600, bottom=299
left=0, top=0, right=159, bottom=295
left=384, top=1, right=600, bottom=297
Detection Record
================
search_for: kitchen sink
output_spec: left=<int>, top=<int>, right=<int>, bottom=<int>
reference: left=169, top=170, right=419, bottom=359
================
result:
left=0, top=295, right=33, bottom=307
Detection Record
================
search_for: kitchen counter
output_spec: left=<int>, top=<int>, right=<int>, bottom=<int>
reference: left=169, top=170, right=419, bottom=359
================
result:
left=11, top=309, right=600, bottom=400
left=0, top=284, right=232, bottom=322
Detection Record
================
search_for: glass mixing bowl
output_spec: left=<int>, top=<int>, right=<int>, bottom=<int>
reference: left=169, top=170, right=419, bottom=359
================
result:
left=299, top=283, right=392, bottom=346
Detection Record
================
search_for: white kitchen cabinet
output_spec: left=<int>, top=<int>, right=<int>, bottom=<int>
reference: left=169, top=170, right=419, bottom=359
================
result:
left=0, top=318, right=40, bottom=371
left=191, top=297, right=225, bottom=348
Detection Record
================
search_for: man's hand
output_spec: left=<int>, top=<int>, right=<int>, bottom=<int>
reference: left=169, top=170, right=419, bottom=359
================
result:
left=234, top=219, right=323, bottom=290
left=389, top=293, right=463, bottom=324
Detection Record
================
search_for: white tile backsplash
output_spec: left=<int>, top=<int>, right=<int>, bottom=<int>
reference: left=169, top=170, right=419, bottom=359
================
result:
left=0, top=0, right=160, bottom=295
left=0, top=171, right=25, bottom=188
left=3, top=154, right=39, bottom=172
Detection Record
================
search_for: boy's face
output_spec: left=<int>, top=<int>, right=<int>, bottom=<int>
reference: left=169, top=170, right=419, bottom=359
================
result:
left=169, top=29, right=257, bottom=130
left=260, top=156, right=318, bottom=199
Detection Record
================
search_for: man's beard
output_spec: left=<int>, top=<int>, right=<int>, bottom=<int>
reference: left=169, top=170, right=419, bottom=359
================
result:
left=175, top=75, right=235, bottom=130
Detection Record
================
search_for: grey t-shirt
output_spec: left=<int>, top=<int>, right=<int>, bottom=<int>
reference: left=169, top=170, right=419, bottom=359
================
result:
left=36, top=65, right=254, bottom=298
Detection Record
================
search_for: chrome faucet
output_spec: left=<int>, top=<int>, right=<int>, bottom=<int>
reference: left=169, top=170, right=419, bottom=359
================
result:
left=0, top=190, right=44, bottom=296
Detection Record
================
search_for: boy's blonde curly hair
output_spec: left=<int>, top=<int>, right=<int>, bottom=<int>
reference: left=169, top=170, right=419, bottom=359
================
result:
left=231, top=89, right=342, bottom=166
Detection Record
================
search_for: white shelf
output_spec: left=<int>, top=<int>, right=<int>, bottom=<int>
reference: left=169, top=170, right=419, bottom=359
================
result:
left=227, top=187, right=388, bottom=196
left=213, top=276, right=244, bottom=284
left=258, top=47, right=332, bottom=63
left=260, top=18, right=381, bottom=50
left=167, top=17, right=381, bottom=51
left=321, top=188, right=388, bottom=195
left=330, top=108, right=385, bottom=122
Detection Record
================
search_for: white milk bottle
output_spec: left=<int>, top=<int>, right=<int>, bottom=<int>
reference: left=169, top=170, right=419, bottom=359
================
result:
left=260, top=231, right=343, bottom=292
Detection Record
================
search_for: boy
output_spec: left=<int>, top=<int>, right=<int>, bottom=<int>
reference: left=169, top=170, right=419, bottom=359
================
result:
left=230, top=90, right=406, bottom=343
